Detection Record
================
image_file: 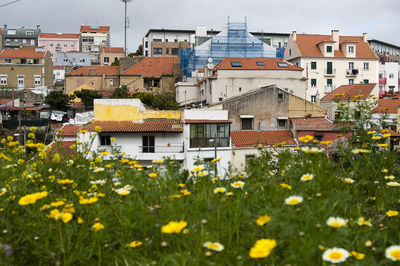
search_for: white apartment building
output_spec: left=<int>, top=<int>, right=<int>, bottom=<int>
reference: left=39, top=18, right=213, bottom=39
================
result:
left=368, top=39, right=400, bottom=57
left=379, top=62, right=399, bottom=95
left=80, top=25, right=110, bottom=65
left=284, top=30, right=379, bottom=102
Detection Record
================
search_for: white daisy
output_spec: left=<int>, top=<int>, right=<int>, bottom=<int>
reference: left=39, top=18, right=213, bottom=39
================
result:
left=322, top=247, right=350, bottom=263
left=284, top=196, right=303, bottom=205
left=300, top=173, right=314, bottom=182
left=326, top=217, right=347, bottom=228
left=231, top=181, right=245, bottom=189
left=385, top=245, right=400, bottom=261
left=203, top=241, right=224, bottom=252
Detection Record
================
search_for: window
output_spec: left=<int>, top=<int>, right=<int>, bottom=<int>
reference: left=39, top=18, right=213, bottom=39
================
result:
left=326, top=62, right=333, bottom=74
left=277, top=93, right=284, bottom=101
left=71, top=44, right=75, bottom=48
left=63, top=58, right=68, bottom=63
left=100, top=135, right=111, bottom=146
left=20, top=59, right=26, bottom=64
left=349, top=79, right=354, bottom=84
left=189, top=124, right=230, bottom=148
left=165, top=39, right=168, bottom=42
left=80, top=59, right=86, bottom=63
left=277, top=119, right=287, bottom=129
left=145, top=41, right=148, bottom=48
left=22, top=39, right=27, bottom=43
left=277, top=62, right=288, bottom=68
left=64, top=44, right=67, bottom=47
left=171, top=48, right=179, bottom=55
left=17, top=75, right=24, bottom=86
left=14, top=39, right=18, bottom=44
left=114, top=57, right=118, bottom=62
left=231, top=61, right=242, bottom=67
left=311, top=79, right=317, bottom=87
left=34, top=59, right=39, bottom=64
left=34, top=75, right=41, bottom=85
left=363, top=79, right=369, bottom=84
left=145, top=51, right=148, bottom=56
left=348, top=62, right=354, bottom=70
left=50, top=44, right=53, bottom=47
left=153, top=48, right=162, bottom=55
left=256, top=61, right=264, bottom=66
left=326, top=46, right=332, bottom=53
left=311, top=95, right=316, bottom=103
left=166, top=48, right=169, bottom=54
left=379, top=73, right=383, bottom=78
left=30, top=39, right=35, bottom=45
left=389, top=73, right=394, bottom=79
left=7, top=30, right=16, bottom=35
left=0, top=75, right=7, bottom=85
left=5, top=59, right=11, bottom=63
left=289, top=49, right=291, bottom=56
left=311, top=61, right=317, bottom=70
left=152, top=39, right=162, bottom=42
left=174, top=39, right=178, bottom=42
left=241, top=118, right=253, bottom=130
left=348, top=46, right=354, bottom=53
left=25, top=31, right=34, bottom=36
left=104, top=57, right=109, bottom=63
left=314, top=135, right=323, bottom=142
left=363, top=62, right=369, bottom=70
left=327, top=79, right=332, bottom=87
left=142, top=136, right=155, bottom=153
left=5, top=39, right=11, bottom=45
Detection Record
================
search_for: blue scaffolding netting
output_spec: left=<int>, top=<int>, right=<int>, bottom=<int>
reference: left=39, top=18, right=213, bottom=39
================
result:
left=180, top=22, right=277, bottom=77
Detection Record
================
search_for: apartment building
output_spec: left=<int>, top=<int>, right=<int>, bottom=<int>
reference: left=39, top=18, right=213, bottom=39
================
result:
left=100, top=47, right=124, bottom=66
left=378, top=62, right=399, bottom=95
left=368, top=39, right=400, bottom=57
left=56, top=51, right=91, bottom=67
left=1, top=25, right=41, bottom=49
left=284, top=30, right=379, bottom=102
left=0, top=46, right=53, bottom=89
left=80, top=25, right=110, bottom=65
left=38, top=33, right=80, bottom=65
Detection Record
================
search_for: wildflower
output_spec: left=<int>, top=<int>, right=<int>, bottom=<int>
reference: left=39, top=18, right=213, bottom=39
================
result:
left=50, top=201, right=65, bottom=208
left=320, top=140, right=333, bottom=145
left=385, top=245, right=400, bottom=261
left=300, top=173, right=314, bottom=182
left=367, top=131, right=376, bottom=135
left=298, top=135, right=314, bottom=143
left=322, top=248, right=350, bottom=263
left=343, top=178, right=355, bottom=184
left=382, top=169, right=389, bottom=173
left=191, top=166, right=204, bottom=172
left=57, top=179, right=74, bottom=185
left=256, top=215, right=271, bottom=226
left=386, top=210, right=399, bottom=217
left=52, top=153, right=60, bottom=162
left=384, top=175, right=395, bottom=180
left=357, top=217, right=372, bottom=227
left=231, top=181, right=245, bottom=189
left=128, top=241, right=142, bottom=248
left=378, top=143, right=389, bottom=147
left=78, top=217, right=84, bottom=224
left=198, top=171, right=208, bottom=177
left=180, top=189, right=191, bottom=196
left=18, top=191, right=48, bottom=205
left=62, top=212, right=73, bottom=223
left=161, top=221, right=187, bottom=234
left=90, top=179, right=106, bottom=185
left=211, top=157, right=221, bottom=163
left=280, top=183, right=292, bottom=190
left=382, top=134, right=391, bottom=138
left=225, top=192, right=234, bottom=196
left=79, top=197, right=98, bottom=205
left=93, top=168, right=105, bottom=173
left=148, top=172, right=158, bottom=178
left=152, top=159, right=163, bottom=163
left=203, top=242, right=224, bottom=252
left=351, top=149, right=372, bottom=154
left=301, top=147, right=323, bottom=154
left=115, top=188, right=130, bottom=196
left=284, top=196, right=303, bottom=205
left=94, top=126, right=102, bottom=133
left=387, top=182, right=400, bottom=187
left=351, top=251, right=365, bottom=260
left=92, top=222, right=104, bottom=232
left=326, top=217, right=347, bottom=228
left=372, top=136, right=381, bottom=140
left=169, top=194, right=182, bottom=199
left=249, top=239, right=277, bottom=259
left=213, top=187, right=226, bottom=194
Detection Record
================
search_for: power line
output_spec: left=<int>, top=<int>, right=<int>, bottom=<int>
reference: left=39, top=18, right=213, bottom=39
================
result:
left=0, top=0, right=21, bottom=8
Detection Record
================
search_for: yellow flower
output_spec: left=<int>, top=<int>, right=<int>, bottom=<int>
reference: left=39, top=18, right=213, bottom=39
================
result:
left=298, top=135, right=314, bottom=143
left=386, top=210, right=399, bottom=217
left=378, top=143, right=389, bottom=147
left=294, top=147, right=301, bottom=151
left=94, top=126, right=102, bottom=133
left=284, top=196, right=303, bottom=205
left=387, top=182, right=400, bottom=187
left=386, top=245, right=400, bottom=261
left=161, top=221, right=187, bottom=234
left=382, top=133, right=391, bottom=138
left=367, top=131, right=376, bottom=135
left=322, top=248, right=350, bottom=263
left=385, top=175, right=395, bottom=180
left=79, top=197, right=99, bottom=205
left=128, top=241, right=142, bottom=248
left=231, top=181, right=245, bottom=189
left=211, top=157, right=221, bottom=163
left=198, top=171, right=208, bottom=177
left=191, top=166, right=204, bottom=172
left=301, top=147, right=323, bottom=154
left=18, top=191, right=48, bottom=205
left=213, top=187, right=226, bottom=194
left=300, top=173, right=314, bottom=182
left=357, top=217, right=372, bottom=227
left=152, top=159, right=163, bottom=164
left=48, top=209, right=61, bottom=220
left=50, top=201, right=65, bottom=207
left=256, top=215, right=271, bottom=226
left=62, top=212, right=73, bottom=223
left=203, top=242, right=224, bottom=252
left=148, top=173, right=158, bottom=178
left=180, top=189, right=191, bottom=196
left=92, top=222, right=105, bottom=232
left=382, top=168, right=389, bottom=173
left=351, top=148, right=372, bottom=154
left=280, top=183, right=292, bottom=190
left=78, top=217, right=84, bottom=224
left=326, top=217, right=347, bottom=228
left=372, top=136, right=381, bottom=140
left=343, top=178, right=355, bottom=184
left=57, top=179, right=74, bottom=184
left=249, top=239, right=277, bottom=259
left=52, top=153, right=60, bottom=162
left=225, top=192, right=234, bottom=196
left=351, top=251, right=365, bottom=260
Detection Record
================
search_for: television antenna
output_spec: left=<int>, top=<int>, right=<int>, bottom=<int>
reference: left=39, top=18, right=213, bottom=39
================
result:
left=120, top=0, right=133, bottom=56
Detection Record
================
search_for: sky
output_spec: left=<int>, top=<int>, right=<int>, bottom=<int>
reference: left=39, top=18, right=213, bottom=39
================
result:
left=0, top=0, right=399, bottom=53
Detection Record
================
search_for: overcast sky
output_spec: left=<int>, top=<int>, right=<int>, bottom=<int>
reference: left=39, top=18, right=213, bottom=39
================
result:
left=1, top=0, right=399, bottom=53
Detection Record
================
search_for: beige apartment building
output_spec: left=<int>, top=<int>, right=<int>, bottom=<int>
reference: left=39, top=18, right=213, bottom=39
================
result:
left=0, top=46, right=53, bottom=88
left=284, top=30, right=379, bottom=103
left=100, top=47, right=124, bottom=66
left=80, top=25, right=110, bottom=65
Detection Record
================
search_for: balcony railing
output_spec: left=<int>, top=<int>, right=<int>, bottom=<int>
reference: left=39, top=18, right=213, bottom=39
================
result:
left=139, top=145, right=184, bottom=153
left=346, top=69, right=359, bottom=76
left=324, top=68, right=336, bottom=76
left=190, top=137, right=230, bottom=148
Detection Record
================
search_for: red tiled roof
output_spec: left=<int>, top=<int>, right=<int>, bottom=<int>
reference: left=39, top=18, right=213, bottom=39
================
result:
left=122, top=57, right=178, bottom=77
left=0, top=99, right=12, bottom=105
left=101, top=47, right=124, bottom=53
left=215, top=58, right=303, bottom=71
left=40, top=33, right=80, bottom=39
left=231, top=130, right=296, bottom=147
left=47, top=141, right=76, bottom=156
left=81, top=120, right=184, bottom=133
left=53, top=66, right=64, bottom=69
left=290, top=117, right=336, bottom=131
left=0, top=47, right=46, bottom=59
left=375, top=99, right=399, bottom=114
left=185, top=120, right=231, bottom=124
left=80, top=26, right=110, bottom=32
left=68, top=66, right=119, bottom=76
left=321, top=84, right=376, bottom=101
left=294, top=34, right=378, bottom=59
left=57, top=125, right=81, bottom=137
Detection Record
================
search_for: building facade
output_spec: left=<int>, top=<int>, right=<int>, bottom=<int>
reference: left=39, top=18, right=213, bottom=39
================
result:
left=284, top=30, right=379, bottom=102
left=0, top=47, right=53, bottom=89
left=38, top=33, right=80, bottom=65
left=56, top=51, right=91, bottom=67
left=368, top=39, right=400, bottom=57
left=378, top=62, right=399, bottom=95
left=100, top=47, right=124, bottom=66
left=80, top=25, right=110, bottom=65
left=1, top=25, right=41, bottom=49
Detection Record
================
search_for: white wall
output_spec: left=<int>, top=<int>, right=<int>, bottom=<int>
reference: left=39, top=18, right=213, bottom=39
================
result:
left=184, top=109, right=228, bottom=120
left=175, top=82, right=200, bottom=106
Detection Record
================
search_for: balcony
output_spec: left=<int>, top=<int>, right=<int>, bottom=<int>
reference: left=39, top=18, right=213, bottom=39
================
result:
left=324, top=68, right=336, bottom=76
left=379, top=77, right=387, bottom=85
left=346, top=69, right=359, bottom=77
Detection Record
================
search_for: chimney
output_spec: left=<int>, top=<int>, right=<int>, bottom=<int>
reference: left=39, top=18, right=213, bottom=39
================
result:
left=363, top=33, right=367, bottom=42
left=292, top=31, right=297, bottom=41
left=331, top=30, right=339, bottom=43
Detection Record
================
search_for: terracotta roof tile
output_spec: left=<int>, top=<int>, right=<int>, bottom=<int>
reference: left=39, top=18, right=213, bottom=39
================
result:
left=215, top=58, right=303, bottom=71
left=321, top=84, right=376, bottom=101
left=295, top=34, right=378, bottom=59
left=47, top=141, right=76, bottom=156
left=0, top=47, right=46, bottom=59
left=231, top=130, right=296, bottom=147
left=101, top=47, right=124, bottom=53
left=290, top=117, right=336, bottom=131
left=39, top=33, right=80, bottom=39
left=0, top=99, right=12, bottom=105
left=68, top=66, right=119, bottom=76
left=375, top=99, right=399, bottom=114
left=57, top=125, right=81, bottom=137
left=122, top=57, right=178, bottom=77
left=80, top=26, right=110, bottom=32
left=81, top=120, right=184, bottom=133
left=185, top=120, right=231, bottom=124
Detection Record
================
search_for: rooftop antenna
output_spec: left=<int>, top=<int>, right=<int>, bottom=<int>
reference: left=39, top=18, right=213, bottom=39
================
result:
left=120, top=0, right=133, bottom=56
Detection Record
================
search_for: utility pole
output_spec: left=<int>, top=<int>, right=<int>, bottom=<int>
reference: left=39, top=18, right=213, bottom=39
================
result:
left=120, top=0, right=133, bottom=57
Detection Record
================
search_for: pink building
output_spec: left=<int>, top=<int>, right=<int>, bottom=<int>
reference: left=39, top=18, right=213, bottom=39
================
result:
left=38, top=33, right=80, bottom=65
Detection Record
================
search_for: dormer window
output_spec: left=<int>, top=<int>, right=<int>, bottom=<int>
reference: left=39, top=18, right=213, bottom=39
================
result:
left=326, top=46, right=333, bottom=53
left=348, top=46, right=354, bottom=53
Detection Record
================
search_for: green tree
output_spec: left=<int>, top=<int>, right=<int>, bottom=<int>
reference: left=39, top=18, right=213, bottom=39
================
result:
left=128, top=44, right=143, bottom=57
left=153, top=92, right=179, bottom=110
left=111, top=58, right=119, bottom=66
left=44, top=90, right=74, bottom=109
left=131, top=92, right=156, bottom=107
left=110, top=85, right=130, bottom=98
left=74, top=89, right=102, bottom=107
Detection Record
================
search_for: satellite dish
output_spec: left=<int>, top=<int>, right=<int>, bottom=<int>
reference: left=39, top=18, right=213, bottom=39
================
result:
left=207, top=57, right=213, bottom=63
left=206, top=58, right=214, bottom=70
